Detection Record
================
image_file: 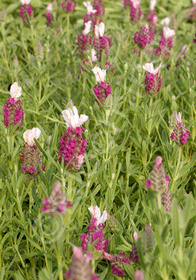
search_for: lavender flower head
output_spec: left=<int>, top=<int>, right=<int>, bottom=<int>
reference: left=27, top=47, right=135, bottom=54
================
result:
left=134, top=25, right=154, bottom=54
left=103, top=251, right=130, bottom=278
left=21, top=127, right=42, bottom=175
left=156, top=27, right=175, bottom=57
left=92, top=66, right=112, bottom=104
left=81, top=206, right=108, bottom=254
left=93, top=22, right=110, bottom=61
left=20, top=0, right=33, bottom=25
left=145, top=0, right=158, bottom=33
left=3, top=82, right=24, bottom=129
left=61, top=0, right=76, bottom=12
left=129, top=0, right=142, bottom=23
left=77, top=21, right=92, bottom=56
left=145, top=156, right=166, bottom=193
left=42, top=182, right=72, bottom=216
left=65, top=246, right=99, bottom=280
left=145, top=157, right=172, bottom=211
left=170, top=111, right=190, bottom=145
left=143, top=62, right=162, bottom=95
left=58, top=101, right=88, bottom=171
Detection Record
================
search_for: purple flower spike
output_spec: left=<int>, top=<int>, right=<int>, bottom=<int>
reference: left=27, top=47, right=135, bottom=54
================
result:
left=3, top=82, right=24, bottom=129
left=41, top=182, right=72, bottom=217
left=65, top=246, right=99, bottom=280
left=170, top=111, right=190, bottom=145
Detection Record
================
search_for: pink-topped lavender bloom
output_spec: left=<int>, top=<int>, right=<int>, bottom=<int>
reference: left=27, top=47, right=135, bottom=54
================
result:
left=21, top=127, right=42, bottom=175
left=145, top=157, right=172, bottom=211
left=92, top=66, right=112, bottom=105
left=77, top=21, right=92, bottom=56
left=61, top=0, right=76, bottom=12
left=45, top=3, right=53, bottom=27
left=3, top=82, right=24, bottom=129
left=145, top=0, right=158, bottom=33
left=156, top=27, right=175, bottom=57
left=130, top=232, right=139, bottom=264
left=93, top=0, right=105, bottom=17
left=129, top=0, right=142, bottom=23
left=41, top=182, right=72, bottom=216
left=143, top=62, right=161, bottom=96
left=134, top=25, right=154, bottom=54
left=170, top=111, right=190, bottom=145
left=20, top=0, right=33, bottom=26
left=59, top=101, right=88, bottom=171
left=145, top=156, right=167, bottom=193
left=65, top=247, right=99, bottom=280
left=103, top=252, right=130, bottom=278
left=81, top=206, right=108, bottom=254
left=93, top=22, right=111, bottom=61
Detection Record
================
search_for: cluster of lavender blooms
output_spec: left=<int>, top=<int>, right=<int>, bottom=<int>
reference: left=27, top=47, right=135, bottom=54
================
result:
left=20, top=127, right=43, bottom=175
left=65, top=247, right=99, bottom=280
left=92, top=66, right=112, bottom=105
left=156, top=26, right=175, bottom=57
left=145, top=0, right=158, bottom=33
left=93, top=21, right=110, bottom=61
left=80, top=206, right=131, bottom=278
left=42, top=182, right=72, bottom=216
left=145, top=156, right=172, bottom=212
left=20, top=0, right=33, bottom=26
left=3, top=82, right=24, bottom=129
left=77, top=1, right=110, bottom=61
left=127, top=0, right=178, bottom=58
left=61, top=0, right=76, bottom=12
left=58, top=101, right=88, bottom=171
left=143, top=62, right=162, bottom=96
left=129, top=0, right=142, bottom=23
left=170, top=111, right=191, bottom=145
left=133, top=25, right=154, bottom=55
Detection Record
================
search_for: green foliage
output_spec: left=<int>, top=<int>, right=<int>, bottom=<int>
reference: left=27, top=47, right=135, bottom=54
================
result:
left=0, top=0, right=196, bottom=279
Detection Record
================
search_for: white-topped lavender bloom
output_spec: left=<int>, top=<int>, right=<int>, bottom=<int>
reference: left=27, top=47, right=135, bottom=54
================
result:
left=163, top=26, right=175, bottom=39
left=143, top=62, right=162, bottom=75
left=161, top=17, right=170, bottom=26
left=150, top=0, right=156, bottom=10
left=92, top=66, right=106, bottom=82
left=88, top=205, right=107, bottom=226
left=21, top=0, right=31, bottom=4
left=23, top=127, right=41, bottom=147
left=83, top=1, right=96, bottom=14
left=62, top=104, right=88, bottom=129
left=82, top=21, right=92, bottom=36
left=94, top=22, right=105, bottom=38
left=10, top=82, right=22, bottom=100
